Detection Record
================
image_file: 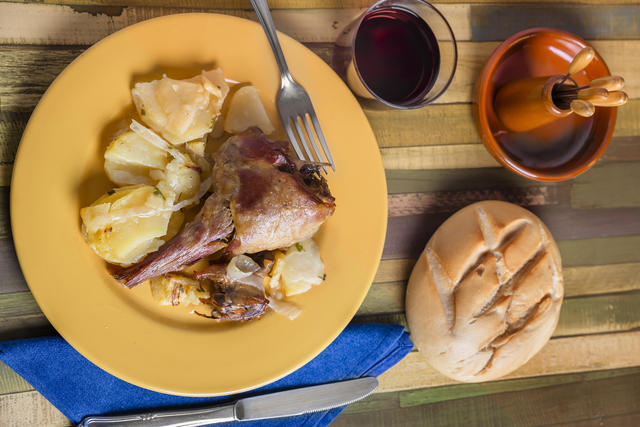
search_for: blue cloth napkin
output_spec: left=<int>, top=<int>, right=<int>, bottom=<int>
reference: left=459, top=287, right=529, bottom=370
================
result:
left=0, top=323, right=412, bottom=426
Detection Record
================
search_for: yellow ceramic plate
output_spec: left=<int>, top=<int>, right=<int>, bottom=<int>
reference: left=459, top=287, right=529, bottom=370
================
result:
left=11, top=14, right=386, bottom=396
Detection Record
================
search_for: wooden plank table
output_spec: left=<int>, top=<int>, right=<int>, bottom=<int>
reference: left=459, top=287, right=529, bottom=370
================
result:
left=1, top=1, right=639, bottom=425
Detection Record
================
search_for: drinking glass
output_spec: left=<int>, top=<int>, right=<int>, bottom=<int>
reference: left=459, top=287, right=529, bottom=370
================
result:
left=334, top=0, right=457, bottom=110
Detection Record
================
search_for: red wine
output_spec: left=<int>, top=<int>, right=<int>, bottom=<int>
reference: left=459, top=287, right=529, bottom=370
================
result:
left=354, top=7, right=440, bottom=105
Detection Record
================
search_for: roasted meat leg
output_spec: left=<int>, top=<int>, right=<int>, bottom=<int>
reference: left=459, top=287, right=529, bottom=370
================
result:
left=115, top=128, right=335, bottom=288
left=115, top=193, right=233, bottom=287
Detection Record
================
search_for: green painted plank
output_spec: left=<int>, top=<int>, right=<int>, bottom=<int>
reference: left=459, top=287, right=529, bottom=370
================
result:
left=333, top=371, right=640, bottom=426
left=398, top=366, right=640, bottom=408
left=559, top=235, right=640, bottom=267
left=564, top=262, right=640, bottom=296
left=556, top=292, right=640, bottom=337
left=572, top=163, right=640, bottom=209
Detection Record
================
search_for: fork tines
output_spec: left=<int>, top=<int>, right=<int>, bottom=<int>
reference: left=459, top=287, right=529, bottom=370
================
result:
left=282, top=110, right=335, bottom=174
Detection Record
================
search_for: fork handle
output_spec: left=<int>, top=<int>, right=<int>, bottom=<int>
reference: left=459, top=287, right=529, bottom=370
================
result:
left=250, top=0, right=294, bottom=83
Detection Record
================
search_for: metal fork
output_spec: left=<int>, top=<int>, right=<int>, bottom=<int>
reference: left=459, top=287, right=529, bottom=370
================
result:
left=251, top=0, right=336, bottom=172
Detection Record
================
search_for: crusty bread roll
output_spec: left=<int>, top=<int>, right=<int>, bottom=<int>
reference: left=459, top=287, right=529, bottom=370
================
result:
left=406, top=201, right=563, bottom=382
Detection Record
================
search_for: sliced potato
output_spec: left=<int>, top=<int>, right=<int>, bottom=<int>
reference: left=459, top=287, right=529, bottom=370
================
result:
left=80, top=185, right=173, bottom=266
left=131, top=69, right=229, bottom=145
left=280, top=239, right=325, bottom=297
left=186, top=139, right=206, bottom=157
left=164, top=209, right=185, bottom=241
left=224, top=85, right=275, bottom=135
left=266, top=251, right=285, bottom=298
left=150, top=273, right=210, bottom=306
left=104, top=131, right=169, bottom=186
left=156, top=158, right=201, bottom=202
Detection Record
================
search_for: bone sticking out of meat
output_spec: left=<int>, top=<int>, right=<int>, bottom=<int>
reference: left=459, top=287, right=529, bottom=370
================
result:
left=115, top=128, right=335, bottom=288
left=115, top=193, right=233, bottom=288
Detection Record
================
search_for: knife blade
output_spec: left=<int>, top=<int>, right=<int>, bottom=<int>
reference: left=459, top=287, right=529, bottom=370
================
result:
left=78, top=377, right=378, bottom=426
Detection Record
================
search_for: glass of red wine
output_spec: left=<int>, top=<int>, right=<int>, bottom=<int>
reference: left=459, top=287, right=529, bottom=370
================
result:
left=339, top=0, right=457, bottom=109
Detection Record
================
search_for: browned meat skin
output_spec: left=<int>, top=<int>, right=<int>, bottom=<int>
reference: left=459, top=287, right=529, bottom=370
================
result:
left=115, top=194, right=233, bottom=288
left=194, top=263, right=227, bottom=281
left=198, top=281, right=269, bottom=321
left=114, top=128, right=335, bottom=288
left=194, top=261, right=269, bottom=321
left=216, top=128, right=335, bottom=255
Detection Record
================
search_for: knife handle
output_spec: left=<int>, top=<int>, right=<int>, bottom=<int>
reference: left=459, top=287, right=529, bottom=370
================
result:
left=77, top=403, right=236, bottom=427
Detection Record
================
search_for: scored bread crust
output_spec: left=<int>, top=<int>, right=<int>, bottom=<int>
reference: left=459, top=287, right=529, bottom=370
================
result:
left=406, top=201, right=564, bottom=382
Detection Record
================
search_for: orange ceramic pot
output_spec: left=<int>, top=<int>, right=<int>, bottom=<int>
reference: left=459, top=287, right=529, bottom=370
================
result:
left=495, top=75, right=571, bottom=133
left=474, top=28, right=616, bottom=182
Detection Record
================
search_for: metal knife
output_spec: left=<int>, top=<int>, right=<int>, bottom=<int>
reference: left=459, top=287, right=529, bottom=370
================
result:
left=78, top=377, right=378, bottom=426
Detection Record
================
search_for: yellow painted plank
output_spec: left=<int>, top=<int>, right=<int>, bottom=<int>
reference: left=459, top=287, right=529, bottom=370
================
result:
left=381, top=144, right=498, bottom=170
left=373, top=259, right=416, bottom=284
left=370, top=97, right=640, bottom=148
left=374, top=260, right=640, bottom=294
left=378, top=330, right=640, bottom=392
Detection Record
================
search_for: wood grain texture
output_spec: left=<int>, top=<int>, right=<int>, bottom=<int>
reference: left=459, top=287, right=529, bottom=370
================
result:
left=373, top=260, right=640, bottom=296
left=368, top=100, right=640, bottom=149
left=9, top=0, right=640, bottom=9
left=337, top=369, right=640, bottom=426
left=396, top=367, right=640, bottom=408
left=3, top=3, right=640, bottom=45
left=356, top=289, right=640, bottom=338
left=0, top=238, right=29, bottom=294
left=2, top=40, right=640, bottom=112
left=388, top=185, right=568, bottom=216
left=383, top=206, right=640, bottom=260
left=0, top=3, right=364, bottom=45
left=2, top=43, right=639, bottom=161
left=559, top=235, right=640, bottom=267
left=571, top=163, right=640, bottom=209
left=385, top=162, right=640, bottom=195
left=377, top=330, right=640, bottom=393
left=2, top=109, right=638, bottom=176
left=0, top=390, right=70, bottom=427
left=381, top=144, right=498, bottom=170
left=0, top=361, right=31, bottom=396
left=554, top=412, right=640, bottom=427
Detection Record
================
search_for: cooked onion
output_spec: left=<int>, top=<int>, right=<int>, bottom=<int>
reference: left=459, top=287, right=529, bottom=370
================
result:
left=269, top=299, right=302, bottom=320
left=130, top=120, right=192, bottom=165
left=235, top=274, right=265, bottom=290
